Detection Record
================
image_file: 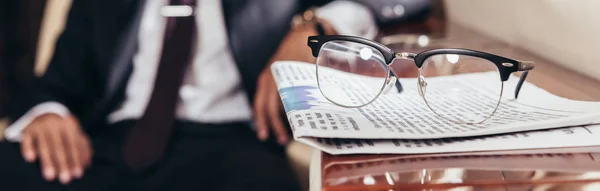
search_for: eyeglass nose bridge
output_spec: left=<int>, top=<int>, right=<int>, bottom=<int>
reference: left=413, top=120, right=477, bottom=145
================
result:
left=388, top=52, right=417, bottom=68
left=394, top=52, right=416, bottom=61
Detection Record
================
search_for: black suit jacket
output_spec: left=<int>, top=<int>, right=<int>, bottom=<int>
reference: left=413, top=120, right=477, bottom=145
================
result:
left=9, top=0, right=431, bottom=134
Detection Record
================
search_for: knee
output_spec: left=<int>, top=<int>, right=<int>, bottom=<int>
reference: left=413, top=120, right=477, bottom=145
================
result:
left=0, top=142, right=21, bottom=161
left=0, top=142, right=31, bottom=175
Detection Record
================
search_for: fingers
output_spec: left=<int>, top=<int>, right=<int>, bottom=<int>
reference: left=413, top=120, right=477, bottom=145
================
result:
left=64, top=115, right=91, bottom=168
left=20, top=132, right=36, bottom=163
left=36, top=127, right=56, bottom=182
left=255, top=69, right=291, bottom=145
left=79, top=135, right=92, bottom=168
left=46, top=125, right=72, bottom=185
left=254, top=72, right=270, bottom=141
left=266, top=81, right=289, bottom=145
left=64, top=120, right=82, bottom=179
left=21, top=114, right=89, bottom=185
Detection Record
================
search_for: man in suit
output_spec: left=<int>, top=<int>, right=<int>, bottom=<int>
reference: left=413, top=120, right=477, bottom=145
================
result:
left=0, top=0, right=430, bottom=190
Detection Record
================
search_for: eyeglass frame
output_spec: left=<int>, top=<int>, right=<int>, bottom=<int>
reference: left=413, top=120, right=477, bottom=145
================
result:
left=307, top=35, right=535, bottom=123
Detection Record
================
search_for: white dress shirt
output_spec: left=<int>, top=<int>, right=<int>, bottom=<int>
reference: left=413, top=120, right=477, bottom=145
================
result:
left=4, top=0, right=377, bottom=142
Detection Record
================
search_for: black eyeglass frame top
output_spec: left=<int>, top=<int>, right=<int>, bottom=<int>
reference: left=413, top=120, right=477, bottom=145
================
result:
left=307, top=35, right=535, bottom=99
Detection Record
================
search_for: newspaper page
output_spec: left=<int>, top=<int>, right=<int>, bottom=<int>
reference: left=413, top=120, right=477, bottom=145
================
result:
left=271, top=61, right=600, bottom=140
left=322, top=146, right=600, bottom=165
left=299, top=124, right=600, bottom=155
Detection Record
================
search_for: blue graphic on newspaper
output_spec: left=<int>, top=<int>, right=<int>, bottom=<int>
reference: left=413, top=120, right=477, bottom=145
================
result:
left=279, top=86, right=321, bottom=112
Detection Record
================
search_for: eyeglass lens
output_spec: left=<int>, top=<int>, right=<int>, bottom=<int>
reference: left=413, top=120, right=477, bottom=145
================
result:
left=316, top=40, right=389, bottom=107
left=419, top=54, right=503, bottom=124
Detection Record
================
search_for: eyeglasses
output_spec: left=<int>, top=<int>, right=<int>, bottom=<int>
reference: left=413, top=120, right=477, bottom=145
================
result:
left=307, top=35, right=535, bottom=124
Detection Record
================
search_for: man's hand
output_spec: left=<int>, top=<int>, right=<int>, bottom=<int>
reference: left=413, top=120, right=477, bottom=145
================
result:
left=21, top=114, right=92, bottom=185
left=254, top=24, right=320, bottom=145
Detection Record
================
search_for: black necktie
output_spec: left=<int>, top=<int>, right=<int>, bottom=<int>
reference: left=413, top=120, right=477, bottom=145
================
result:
left=123, top=0, right=197, bottom=171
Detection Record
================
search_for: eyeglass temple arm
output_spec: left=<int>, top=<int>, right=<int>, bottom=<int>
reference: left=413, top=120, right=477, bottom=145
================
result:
left=514, top=61, right=535, bottom=99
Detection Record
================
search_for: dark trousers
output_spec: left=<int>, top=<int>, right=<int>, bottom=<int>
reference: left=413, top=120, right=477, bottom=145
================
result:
left=0, top=120, right=300, bottom=191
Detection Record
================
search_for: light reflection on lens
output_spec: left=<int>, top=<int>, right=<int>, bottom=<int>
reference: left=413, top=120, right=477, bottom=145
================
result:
left=359, top=48, right=373, bottom=60
left=446, top=54, right=460, bottom=64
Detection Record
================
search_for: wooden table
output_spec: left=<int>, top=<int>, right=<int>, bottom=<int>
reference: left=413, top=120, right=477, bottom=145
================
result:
left=312, top=22, right=600, bottom=191
left=315, top=148, right=600, bottom=191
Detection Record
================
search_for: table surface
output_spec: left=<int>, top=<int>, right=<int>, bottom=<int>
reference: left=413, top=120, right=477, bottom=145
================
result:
left=316, top=22, right=600, bottom=191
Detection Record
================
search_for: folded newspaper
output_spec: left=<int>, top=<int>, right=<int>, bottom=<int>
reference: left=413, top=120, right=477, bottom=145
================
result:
left=272, top=61, right=600, bottom=155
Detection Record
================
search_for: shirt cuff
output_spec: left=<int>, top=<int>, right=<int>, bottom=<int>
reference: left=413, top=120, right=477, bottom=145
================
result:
left=4, top=102, right=71, bottom=142
left=315, top=1, right=379, bottom=40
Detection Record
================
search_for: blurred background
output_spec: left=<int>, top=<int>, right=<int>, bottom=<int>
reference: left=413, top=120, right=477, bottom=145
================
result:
left=1, top=0, right=600, bottom=189
left=446, top=0, right=600, bottom=81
